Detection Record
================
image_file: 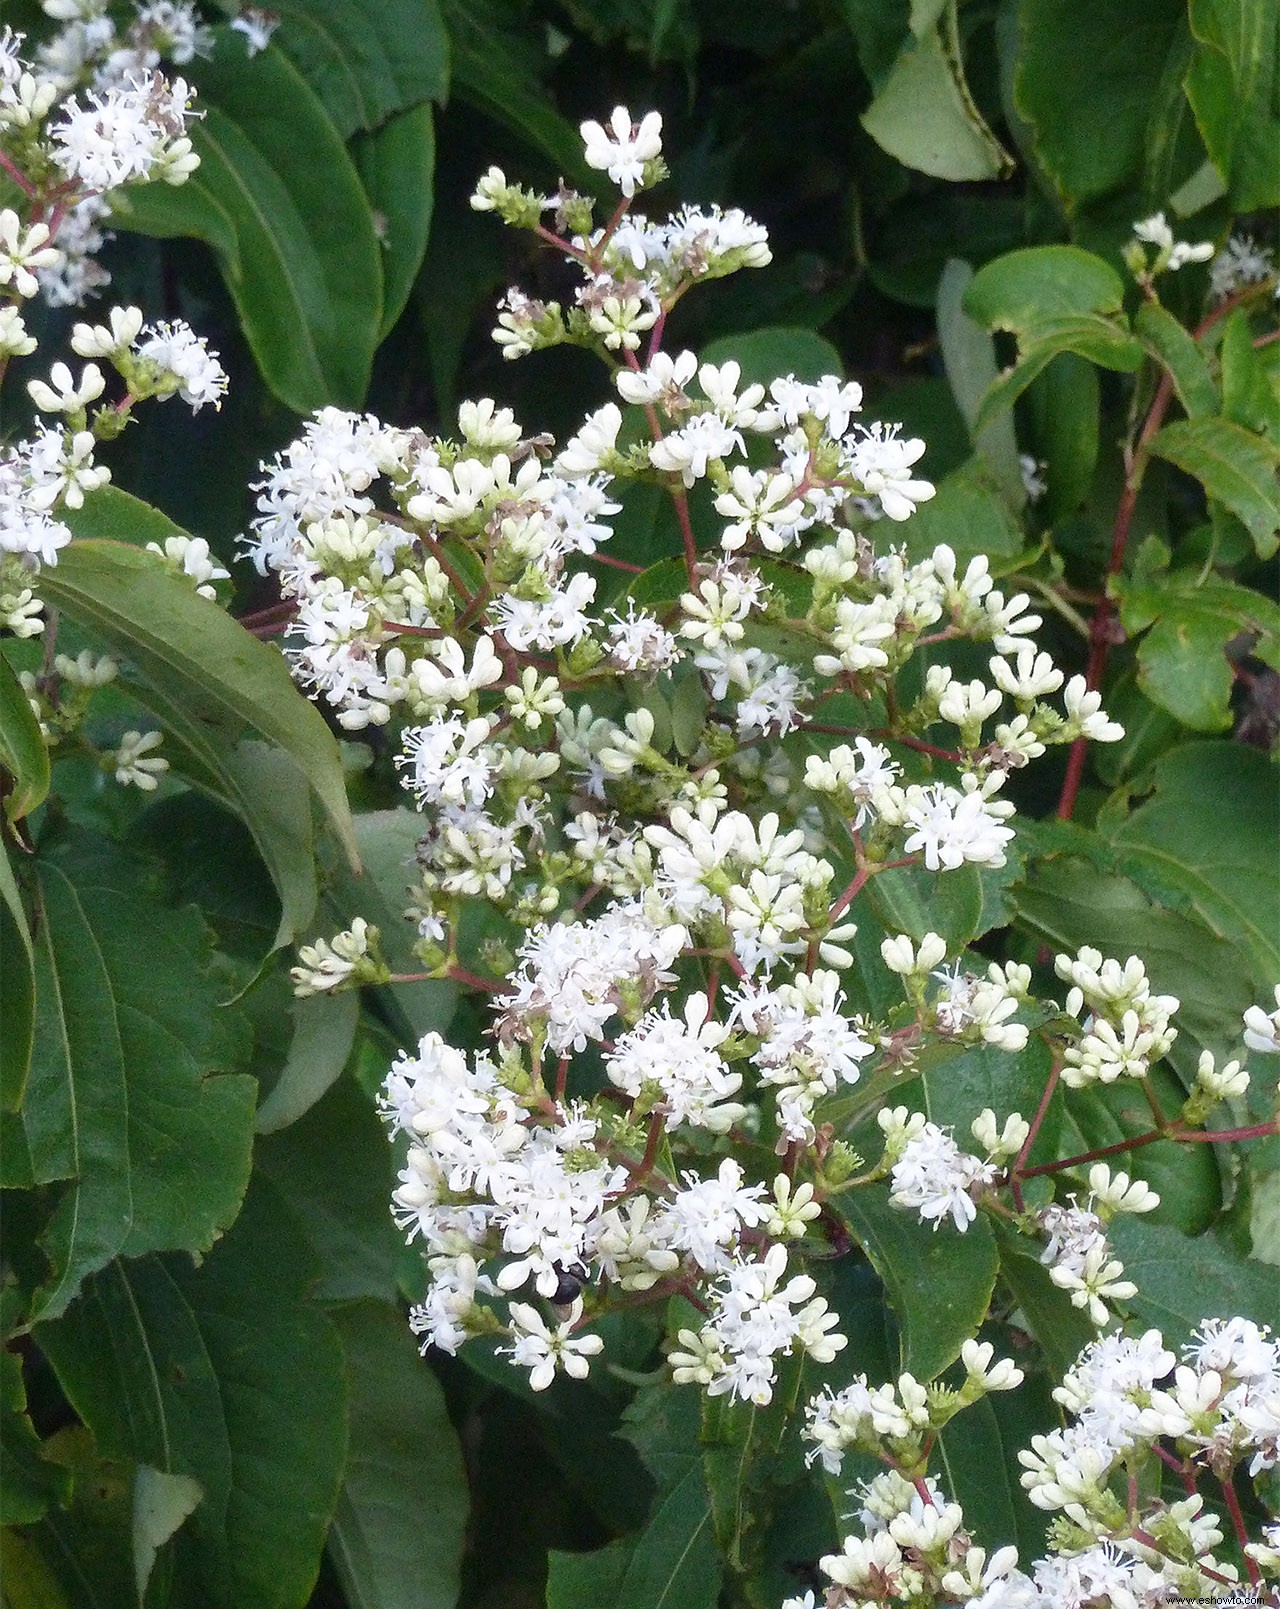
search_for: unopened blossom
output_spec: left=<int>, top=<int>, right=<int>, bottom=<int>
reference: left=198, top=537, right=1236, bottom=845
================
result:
left=111, top=728, right=168, bottom=790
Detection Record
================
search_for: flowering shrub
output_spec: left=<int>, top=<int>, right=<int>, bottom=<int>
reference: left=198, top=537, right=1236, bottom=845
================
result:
left=1, top=4, right=1278, bottom=1609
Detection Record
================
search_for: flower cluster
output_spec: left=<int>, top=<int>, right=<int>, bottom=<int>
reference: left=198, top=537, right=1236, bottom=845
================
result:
left=267, top=113, right=1280, bottom=1496
left=797, top=1323, right=1280, bottom=1605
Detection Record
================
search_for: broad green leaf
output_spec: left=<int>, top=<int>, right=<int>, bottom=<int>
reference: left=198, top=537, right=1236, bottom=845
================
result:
left=355, top=101, right=436, bottom=340
left=1110, top=1217, right=1280, bottom=1342
left=253, top=990, right=359, bottom=1133
left=936, top=260, right=1022, bottom=498
left=1009, top=850, right=1255, bottom=1082
left=893, top=454, right=1025, bottom=563
left=832, top=1182, right=999, bottom=1382
left=37, top=538, right=359, bottom=943
left=862, top=3, right=1013, bottom=181
left=1014, top=0, right=1187, bottom=209
left=964, top=246, right=1126, bottom=331
left=442, top=0, right=593, bottom=185
left=38, top=1183, right=349, bottom=1609
left=1185, top=0, right=1280, bottom=209
left=700, top=1354, right=804, bottom=1581
left=1148, top=416, right=1280, bottom=559
left=920, top=1039, right=1057, bottom=1152
left=133, top=1466, right=203, bottom=1603
left=1219, top=308, right=1280, bottom=438
left=0, top=1349, right=71, bottom=1524
left=60, top=483, right=188, bottom=549
left=699, top=326, right=843, bottom=388
left=216, top=0, right=450, bottom=138
left=933, top=1397, right=1034, bottom=1555
left=114, top=31, right=383, bottom=413
left=996, top=1228, right=1098, bottom=1380
left=0, top=1528, right=75, bottom=1609
left=1024, top=352, right=1101, bottom=518
left=1102, top=741, right=1280, bottom=994
left=20, top=1430, right=135, bottom=1609
left=256, top=1072, right=401, bottom=1303
left=0, top=835, right=35, bottom=1111
left=974, top=316, right=1145, bottom=431
left=1135, top=302, right=1219, bottom=418
left=0, top=649, right=49, bottom=825
left=14, top=837, right=256, bottom=1324
left=327, top=1303, right=468, bottom=1609
left=548, top=1465, right=721, bottom=1609
left=1114, top=571, right=1280, bottom=730
left=866, top=850, right=1023, bottom=950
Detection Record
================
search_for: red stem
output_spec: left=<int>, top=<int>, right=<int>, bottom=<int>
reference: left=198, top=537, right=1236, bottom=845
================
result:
left=1221, top=1470, right=1261, bottom=1586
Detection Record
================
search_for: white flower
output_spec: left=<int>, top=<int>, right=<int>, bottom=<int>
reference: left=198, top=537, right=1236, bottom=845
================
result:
left=579, top=106, right=663, bottom=196
left=505, top=1302, right=604, bottom=1390
left=112, top=728, right=168, bottom=790
left=1244, top=986, right=1280, bottom=1054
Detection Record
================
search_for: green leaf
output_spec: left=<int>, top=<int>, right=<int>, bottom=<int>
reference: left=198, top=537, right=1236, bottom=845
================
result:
left=442, top=0, right=593, bottom=185
left=256, top=1071, right=401, bottom=1303
left=326, top=1303, right=468, bottom=1609
left=12, top=837, right=256, bottom=1324
left=933, top=1397, right=1032, bottom=1554
left=1014, top=0, right=1188, bottom=210
left=114, top=31, right=383, bottom=413
left=1135, top=303, right=1219, bottom=419
left=0, top=1349, right=72, bottom=1524
left=253, top=990, right=359, bottom=1134
left=0, top=836, right=35, bottom=1111
left=1101, top=741, right=1280, bottom=996
left=1110, top=1216, right=1280, bottom=1342
left=224, top=0, right=450, bottom=138
left=1009, top=849, right=1256, bottom=1082
left=22, top=1430, right=136, bottom=1609
left=37, top=538, right=359, bottom=945
left=1114, top=571, right=1280, bottom=730
left=699, top=326, right=844, bottom=388
left=355, top=101, right=436, bottom=340
left=975, top=316, right=1145, bottom=431
left=548, top=1465, right=721, bottom=1609
left=0, top=1528, right=76, bottom=1609
left=964, top=246, right=1127, bottom=330
left=1148, top=416, right=1280, bottom=559
left=866, top=850, right=1023, bottom=950
left=832, top=1182, right=999, bottom=1382
left=893, top=454, right=1026, bottom=563
left=1219, top=308, right=1280, bottom=437
left=1186, top=0, right=1280, bottom=209
left=1025, top=352, right=1101, bottom=517
left=0, top=649, right=49, bottom=826
left=59, top=483, right=188, bottom=550
left=862, top=1, right=1013, bottom=181
left=936, top=260, right=1023, bottom=498
left=38, top=1183, right=349, bottom=1609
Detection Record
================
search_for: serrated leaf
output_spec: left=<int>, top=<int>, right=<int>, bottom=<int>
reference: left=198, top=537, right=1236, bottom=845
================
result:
left=1135, top=302, right=1219, bottom=418
left=1115, top=572, right=1280, bottom=730
left=355, top=101, right=436, bottom=340
left=38, top=1183, right=348, bottom=1609
left=862, top=4, right=1013, bottom=181
left=115, top=30, right=383, bottom=412
left=1186, top=0, right=1280, bottom=210
left=832, top=1182, right=999, bottom=1382
left=37, top=538, right=358, bottom=946
left=10, top=834, right=256, bottom=1324
left=327, top=1303, right=468, bottom=1609
left=0, top=836, right=35, bottom=1111
left=1148, top=416, right=1280, bottom=558
left=0, top=649, right=49, bottom=826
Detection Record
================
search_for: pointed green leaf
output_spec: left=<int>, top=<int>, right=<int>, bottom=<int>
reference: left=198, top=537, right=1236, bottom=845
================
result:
left=1186, top=0, right=1280, bottom=209
left=1135, top=303, right=1219, bottom=419
left=0, top=835, right=35, bottom=1111
left=14, top=836, right=256, bottom=1324
left=327, top=1303, right=468, bottom=1609
left=1148, top=416, right=1280, bottom=558
left=114, top=30, right=383, bottom=412
left=936, top=260, right=1022, bottom=497
left=253, top=990, right=359, bottom=1134
left=831, top=1182, right=999, bottom=1382
left=974, top=316, right=1145, bottom=431
left=355, top=101, right=436, bottom=340
left=36, top=537, right=358, bottom=944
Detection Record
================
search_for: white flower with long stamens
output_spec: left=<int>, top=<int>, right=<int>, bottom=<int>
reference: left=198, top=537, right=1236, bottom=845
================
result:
left=579, top=106, right=662, bottom=197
